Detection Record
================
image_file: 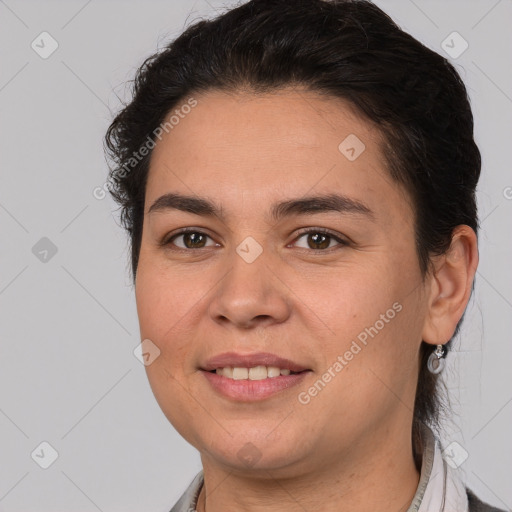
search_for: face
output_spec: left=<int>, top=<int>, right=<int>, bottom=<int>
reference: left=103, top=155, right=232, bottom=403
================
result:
left=135, top=88, right=430, bottom=477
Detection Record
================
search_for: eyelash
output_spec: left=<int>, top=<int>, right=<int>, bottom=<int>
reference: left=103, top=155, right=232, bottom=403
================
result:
left=161, top=227, right=349, bottom=253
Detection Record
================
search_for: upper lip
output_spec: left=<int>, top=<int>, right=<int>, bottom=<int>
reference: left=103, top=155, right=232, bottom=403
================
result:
left=201, top=352, right=310, bottom=373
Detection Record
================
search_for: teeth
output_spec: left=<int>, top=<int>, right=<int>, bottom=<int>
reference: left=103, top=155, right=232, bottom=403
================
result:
left=267, top=366, right=281, bottom=378
left=248, top=366, right=267, bottom=380
left=214, top=366, right=296, bottom=380
left=233, top=367, right=249, bottom=380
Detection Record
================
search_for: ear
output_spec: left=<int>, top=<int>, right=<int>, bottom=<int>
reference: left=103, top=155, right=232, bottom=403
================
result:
left=422, top=225, right=479, bottom=345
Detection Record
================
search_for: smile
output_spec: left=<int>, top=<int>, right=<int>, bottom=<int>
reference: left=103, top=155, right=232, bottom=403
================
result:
left=213, top=365, right=299, bottom=380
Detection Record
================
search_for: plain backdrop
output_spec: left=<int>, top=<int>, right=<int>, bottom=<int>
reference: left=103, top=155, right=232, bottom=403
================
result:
left=0, top=1, right=511, bottom=510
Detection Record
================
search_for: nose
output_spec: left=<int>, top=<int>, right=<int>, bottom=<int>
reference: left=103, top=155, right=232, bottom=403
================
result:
left=207, top=244, right=291, bottom=330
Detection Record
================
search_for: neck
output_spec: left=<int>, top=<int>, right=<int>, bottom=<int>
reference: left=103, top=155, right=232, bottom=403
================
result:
left=196, top=423, right=421, bottom=512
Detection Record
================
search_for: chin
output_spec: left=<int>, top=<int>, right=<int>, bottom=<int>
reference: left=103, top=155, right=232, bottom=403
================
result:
left=192, top=427, right=311, bottom=476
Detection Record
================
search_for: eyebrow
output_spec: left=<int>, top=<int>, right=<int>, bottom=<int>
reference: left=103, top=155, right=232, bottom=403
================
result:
left=147, top=192, right=375, bottom=223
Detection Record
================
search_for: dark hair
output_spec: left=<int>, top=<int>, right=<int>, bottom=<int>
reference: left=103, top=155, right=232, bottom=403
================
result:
left=104, top=0, right=481, bottom=467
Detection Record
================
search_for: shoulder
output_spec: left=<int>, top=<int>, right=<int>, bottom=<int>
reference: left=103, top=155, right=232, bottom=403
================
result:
left=466, top=488, right=509, bottom=512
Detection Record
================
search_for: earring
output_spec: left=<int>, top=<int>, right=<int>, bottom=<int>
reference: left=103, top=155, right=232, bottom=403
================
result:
left=427, top=344, right=446, bottom=374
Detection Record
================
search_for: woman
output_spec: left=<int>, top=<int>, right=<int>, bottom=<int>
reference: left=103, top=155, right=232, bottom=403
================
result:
left=104, top=1, right=506, bottom=510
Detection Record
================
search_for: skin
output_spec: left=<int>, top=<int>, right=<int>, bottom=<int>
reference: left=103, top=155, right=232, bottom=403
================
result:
left=134, top=87, right=478, bottom=512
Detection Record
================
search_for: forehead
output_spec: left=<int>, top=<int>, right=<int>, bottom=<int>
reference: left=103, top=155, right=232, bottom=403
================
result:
left=151, top=87, right=380, bottom=159
left=145, top=88, right=412, bottom=223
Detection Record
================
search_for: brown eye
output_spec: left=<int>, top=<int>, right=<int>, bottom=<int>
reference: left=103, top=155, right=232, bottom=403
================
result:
left=165, top=230, right=216, bottom=250
left=181, top=232, right=207, bottom=248
left=307, top=232, right=330, bottom=250
left=293, top=229, right=347, bottom=251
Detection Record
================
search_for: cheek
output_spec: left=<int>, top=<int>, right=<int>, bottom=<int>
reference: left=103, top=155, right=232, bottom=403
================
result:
left=303, top=266, right=396, bottom=339
left=135, top=263, right=206, bottom=438
left=297, top=297, right=422, bottom=438
left=134, top=259, right=208, bottom=414
left=304, top=256, right=423, bottom=385
left=135, top=252, right=206, bottom=347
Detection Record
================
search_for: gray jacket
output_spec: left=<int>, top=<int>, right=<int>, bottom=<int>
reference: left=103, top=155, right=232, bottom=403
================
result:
left=467, top=489, right=508, bottom=512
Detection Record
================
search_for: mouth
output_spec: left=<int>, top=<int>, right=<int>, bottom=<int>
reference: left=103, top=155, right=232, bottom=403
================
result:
left=199, top=352, right=312, bottom=401
left=200, top=351, right=310, bottom=374
left=208, top=365, right=305, bottom=380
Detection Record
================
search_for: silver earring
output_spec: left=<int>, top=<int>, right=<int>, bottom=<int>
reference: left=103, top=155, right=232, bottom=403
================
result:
left=427, top=344, right=445, bottom=374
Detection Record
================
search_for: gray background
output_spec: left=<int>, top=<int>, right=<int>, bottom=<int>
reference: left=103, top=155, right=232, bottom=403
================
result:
left=0, top=0, right=511, bottom=510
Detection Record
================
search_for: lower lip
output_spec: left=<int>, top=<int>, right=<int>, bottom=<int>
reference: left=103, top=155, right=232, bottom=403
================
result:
left=200, top=370, right=310, bottom=401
